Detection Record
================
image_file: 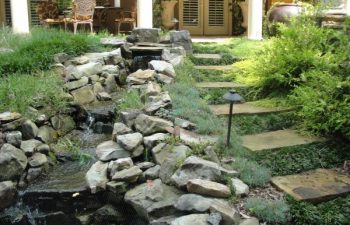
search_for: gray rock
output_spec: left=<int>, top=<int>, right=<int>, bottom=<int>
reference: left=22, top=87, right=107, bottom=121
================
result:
left=144, top=133, right=169, bottom=150
left=64, top=76, right=89, bottom=91
left=140, top=82, right=162, bottom=101
left=90, top=74, right=100, bottom=83
left=53, top=53, right=70, bottom=64
left=71, top=56, right=90, bottom=65
left=135, top=114, right=173, bottom=135
left=97, top=92, right=112, bottom=101
left=170, top=30, right=193, bottom=54
left=124, top=179, right=182, bottom=221
left=64, top=65, right=83, bottom=80
left=239, top=218, right=259, bottom=225
left=0, top=181, right=16, bottom=210
left=20, top=139, right=42, bottom=156
left=50, top=115, right=76, bottom=136
left=37, top=144, right=51, bottom=155
left=0, top=144, right=28, bottom=181
left=29, top=153, right=48, bottom=167
left=26, top=167, right=43, bottom=183
left=93, top=204, right=126, bottom=224
left=170, top=214, right=209, bottom=225
left=210, top=203, right=240, bottom=225
left=0, top=112, right=22, bottom=123
left=120, top=109, right=143, bottom=128
left=100, top=37, right=125, bottom=47
left=112, top=123, right=132, bottom=141
left=5, top=131, right=22, bottom=147
left=86, top=161, right=109, bottom=193
left=187, top=179, right=231, bottom=198
left=207, top=212, right=222, bottom=225
left=1, top=118, right=25, bottom=132
left=106, top=181, right=127, bottom=194
left=175, top=194, right=213, bottom=212
left=117, top=132, right=143, bottom=151
left=127, top=69, right=156, bottom=85
left=93, top=82, right=105, bottom=96
left=104, top=73, right=118, bottom=93
left=76, top=62, right=103, bottom=77
left=112, top=166, right=143, bottom=183
left=144, top=92, right=172, bottom=115
left=136, top=161, right=156, bottom=170
left=152, top=144, right=189, bottom=166
left=162, top=49, right=184, bottom=67
left=108, top=157, right=134, bottom=177
left=37, top=126, right=58, bottom=144
left=150, top=216, right=176, bottom=225
left=132, top=28, right=161, bottom=43
left=149, top=60, right=176, bottom=78
left=155, top=73, right=174, bottom=84
left=144, top=165, right=161, bottom=180
left=231, top=178, right=249, bottom=196
left=204, top=146, right=221, bottom=164
left=71, top=85, right=96, bottom=105
left=174, top=118, right=196, bottom=130
left=171, top=156, right=239, bottom=188
left=21, top=119, right=38, bottom=140
left=96, top=141, right=130, bottom=162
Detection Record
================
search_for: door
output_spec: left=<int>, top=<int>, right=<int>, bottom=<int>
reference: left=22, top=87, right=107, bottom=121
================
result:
left=179, top=0, right=230, bottom=36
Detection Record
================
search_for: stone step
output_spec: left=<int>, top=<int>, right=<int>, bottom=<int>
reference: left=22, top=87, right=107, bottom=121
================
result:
left=241, top=129, right=326, bottom=152
left=209, top=102, right=291, bottom=116
left=271, top=168, right=350, bottom=203
left=194, top=65, right=233, bottom=71
left=195, top=82, right=249, bottom=89
left=179, top=128, right=218, bottom=145
left=193, top=53, right=222, bottom=60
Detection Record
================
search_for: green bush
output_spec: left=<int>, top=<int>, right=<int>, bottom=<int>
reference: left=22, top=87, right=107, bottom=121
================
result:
left=0, top=71, right=66, bottom=117
left=245, top=197, right=290, bottom=224
left=287, top=195, right=350, bottom=225
left=0, top=28, right=101, bottom=75
left=230, top=157, right=271, bottom=187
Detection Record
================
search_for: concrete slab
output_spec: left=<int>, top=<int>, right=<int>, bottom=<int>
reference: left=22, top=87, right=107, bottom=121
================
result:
left=210, top=103, right=291, bottom=116
left=192, top=36, right=232, bottom=43
left=241, top=129, right=325, bottom=152
left=193, top=53, right=222, bottom=60
left=271, top=169, right=350, bottom=203
left=195, top=65, right=233, bottom=71
left=195, top=82, right=248, bottom=89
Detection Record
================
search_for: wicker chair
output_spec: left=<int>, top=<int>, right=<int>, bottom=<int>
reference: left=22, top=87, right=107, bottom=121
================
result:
left=36, top=0, right=64, bottom=27
left=64, top=0, right=96, bottom=34
left=115, top=11, right=137, bottom=34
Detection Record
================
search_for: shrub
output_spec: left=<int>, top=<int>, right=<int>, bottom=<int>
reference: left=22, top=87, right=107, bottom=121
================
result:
left=245, top=197, right=290, bottom=224
left=0, top=28, right=101, bottom=75
left=0, top=71, right=66, bottom=117
left=230, top=157, right=271, bottom=187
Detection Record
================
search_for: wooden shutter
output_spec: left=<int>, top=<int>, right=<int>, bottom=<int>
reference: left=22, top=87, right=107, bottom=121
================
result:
left=182, top=0, right=199, bottom=26
left=208, top=0, right=224, bottom=26
left=5, top=0, right=12, bottom=26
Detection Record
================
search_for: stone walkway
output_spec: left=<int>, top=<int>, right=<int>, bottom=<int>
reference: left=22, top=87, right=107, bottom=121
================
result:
left=195, top=82, right=248, bottom=89
left=271, top=169, right=350, bottom=203
left=241, top=129, right=326, bottom=152
left=194, top=65, right=233, bottom=71
left=191, top=36, right=232, bottom=43
left=193, top=53, right=222, bottom=60
left=209, top=103, right=291, bottom=116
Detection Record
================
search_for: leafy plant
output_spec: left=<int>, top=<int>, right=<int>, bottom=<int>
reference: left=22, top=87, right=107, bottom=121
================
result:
left=245, top=197, right=290, bottom=224
left=54, top=138, right=91, bottom=165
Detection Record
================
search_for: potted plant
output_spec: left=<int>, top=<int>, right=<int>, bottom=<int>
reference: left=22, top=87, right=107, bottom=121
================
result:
left=161, top=0, right=178, bottom=30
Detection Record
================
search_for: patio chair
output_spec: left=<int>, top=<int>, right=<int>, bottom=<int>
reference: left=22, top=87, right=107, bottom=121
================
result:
left=64, top=0, right=96, bottom=34
left=115, top=11, right=137, bottom=34
left=36, top=0, right=64, bottom=27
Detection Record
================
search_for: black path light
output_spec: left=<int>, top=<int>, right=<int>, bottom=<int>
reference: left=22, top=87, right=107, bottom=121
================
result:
left=223, top=89, right=243, bottom=147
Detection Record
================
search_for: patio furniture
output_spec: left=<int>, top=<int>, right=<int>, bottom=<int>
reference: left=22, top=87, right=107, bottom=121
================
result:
left=64, top=0, right=96, bottom=34
left=36, top=0, right=64, bottom=27
left=115, top=11, right=136, bottom=34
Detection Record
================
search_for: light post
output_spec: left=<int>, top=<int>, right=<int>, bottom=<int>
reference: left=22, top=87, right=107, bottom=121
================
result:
left=223, top=90, right=243, bottom=147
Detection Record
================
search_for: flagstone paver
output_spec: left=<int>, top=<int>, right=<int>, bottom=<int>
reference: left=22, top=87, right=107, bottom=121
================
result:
left=271, top=169, right=350, bottom=203
left=194, top=65, right=233, bottom=71
left=195, top=82, right=248, bottom=89
left=193, top=53, right=222, bottom=60
left=241, top=129, right=326, bottom=152
left=210, top=103, right=291, bottom=116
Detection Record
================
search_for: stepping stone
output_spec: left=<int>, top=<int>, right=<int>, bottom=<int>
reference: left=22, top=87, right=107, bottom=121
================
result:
left=241, top=129, right=326, bottom=152
left=210, top=102, right=291, bottom=116
left=271, top=169, right=350, bottom=203
left=194, top=65, right=233, bottom=71
left=195, top=82, right=248, bottom=89
left=193, top=53, right=222, bottom=60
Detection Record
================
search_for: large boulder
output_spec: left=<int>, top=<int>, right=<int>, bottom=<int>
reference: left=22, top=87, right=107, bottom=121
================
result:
left=149, top=61, right=176, bottom=78
left=96, top=141, right=130, bottom=162
left=143, top=133, right=169, bottom=150
left=20, top=139, right=43, bottom=156
left=117, top=132, right=143, bottom=152
left=21, top=119, right=38, bottom=140
left=0, top=144, right=28, bottom=181
left=71, top=85, right=96, bottom=105
left=50, top=115, right=76, bottom=136
left=0, top=181, right=17, bottom=210
left=112, top=123, right=132, bottom=141
left=28, top=153, right=48, bottom=168
left=186, top=179, right=231, bottom=198
left=170, top=214, right=209, bottom=225
left=0, top=112, right=22, bottom=124
left=76, top=62, right=103, bottom=77
left=170, top=30, right=193, bottom=54
left=135, top=114, right=173, bottom=136
left=127, top=69, right=156, bottom=85
left=111, top=166, right=143, bottom=183
left=5, top=131, right=22, bottom=147
left=86, top=161, right=109, bottom=193
left=140, top=82, right=162, bottom=101
left=37, top=125, right=58, bottom=144
left=171, top=156, right=239, bottom=188
left=120, top=109, right=143, bottom=128
left=108, top=157, right=134, bottom=177
left=64, top=76, right=89, bottom=91
left=231, top=178, right=249, bottom=196
left=131, top=28, right=161, bottom=43
left=124, top=179, right=183, bottom=221
left=144, top=92, right=172, bottom=115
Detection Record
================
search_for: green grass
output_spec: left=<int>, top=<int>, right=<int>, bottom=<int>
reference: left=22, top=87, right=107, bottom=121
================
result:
left=192, top=69, right=234, bottom=82
left=0, top=71, right=66, bottom=117
left=0, top=27, right=102, bottom=75
left=117, top=90, right=144, bottom=112
left=254, top=141, right=350, bottom=176
left=189, top=53, right=239, bottom=66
